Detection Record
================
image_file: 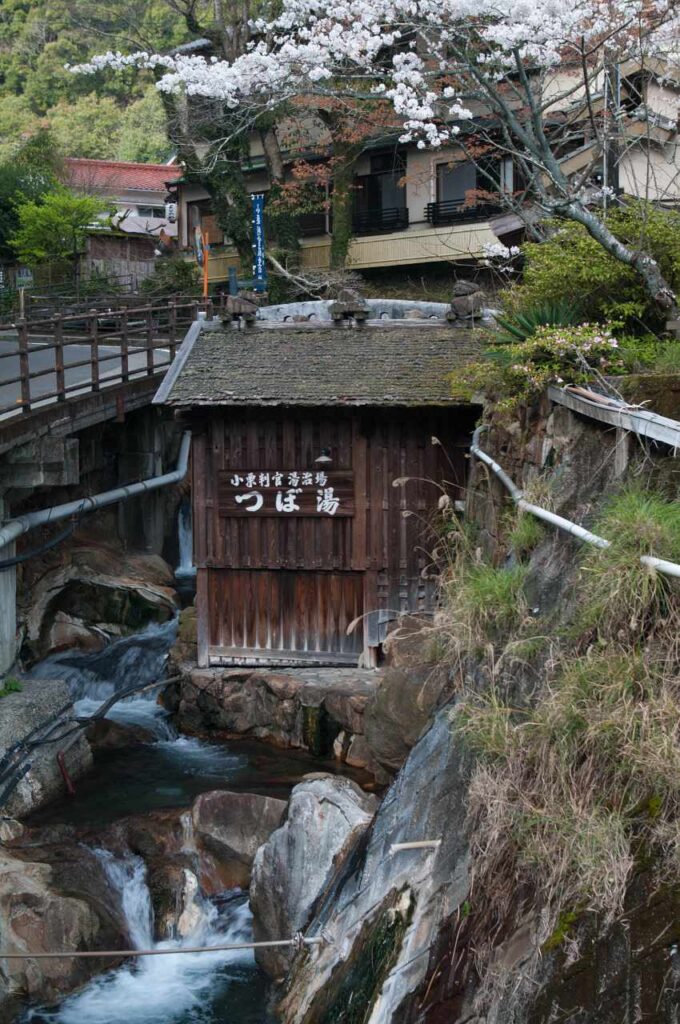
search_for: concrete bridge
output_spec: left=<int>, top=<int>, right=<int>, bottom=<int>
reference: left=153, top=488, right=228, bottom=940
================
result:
left=0, top=299, right=221, bottom=673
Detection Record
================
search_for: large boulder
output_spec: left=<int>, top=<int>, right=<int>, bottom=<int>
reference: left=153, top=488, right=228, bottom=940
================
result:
left=0, top=679, right=92, bottom=819
left=191, top=790, right=287, bottom=888
left=0, top=841, right=127, bottom=1021
left=250, top=775, right=377, bottom=980
left=85, top=718, right=156, bottom=751
left=20, top=542, right=178, bottom=661
left=277, top=713, right=472, bottom=1024
left=363, top=617, right=452, bottom=774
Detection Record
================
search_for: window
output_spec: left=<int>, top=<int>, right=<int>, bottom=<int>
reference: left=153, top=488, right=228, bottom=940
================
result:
left=436, top=161, right=476, bottom=203
left=137, top=205, right=166, bottom=218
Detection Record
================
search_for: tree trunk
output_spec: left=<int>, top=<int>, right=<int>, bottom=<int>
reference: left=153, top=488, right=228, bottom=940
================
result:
left=329, top=137, right=361, bottom=269
left=564, top=201, right=677, bottom=312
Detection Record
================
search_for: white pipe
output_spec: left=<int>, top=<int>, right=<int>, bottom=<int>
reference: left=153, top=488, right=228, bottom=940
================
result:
left=470, top=441, right=680, bottom=578
left=516, top=498, right=610, bottom=549
left=0, top=431, right=191, bottom=554
left=390, top=840, right=441, bottom=853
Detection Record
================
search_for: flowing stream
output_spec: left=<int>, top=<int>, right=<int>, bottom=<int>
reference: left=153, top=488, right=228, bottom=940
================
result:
left=21, top=619, right=329, bottom=1023
left=27, top=849, right=265, bottom=1024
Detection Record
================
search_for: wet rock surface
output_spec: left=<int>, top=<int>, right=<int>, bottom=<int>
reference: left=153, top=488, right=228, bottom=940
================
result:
left=165, top=665, right=383, bottom=778
left=191, top=790, right=287, bottom=889
left=276, top=712, right=471, bottom=1023
left=85, top=717, right=156, bottom=751
left=0, top=678, right=92, bottom=819
left=0, top=833, right=127, bottom=1021
left=250, top=775, right=377, bottom=980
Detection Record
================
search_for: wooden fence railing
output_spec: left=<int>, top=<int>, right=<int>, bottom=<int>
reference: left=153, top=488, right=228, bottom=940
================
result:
left=0, top=298, right=216, bottom=421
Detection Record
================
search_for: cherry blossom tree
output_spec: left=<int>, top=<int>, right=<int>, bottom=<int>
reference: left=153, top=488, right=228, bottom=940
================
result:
left=73, top=0, right=680, bottom=303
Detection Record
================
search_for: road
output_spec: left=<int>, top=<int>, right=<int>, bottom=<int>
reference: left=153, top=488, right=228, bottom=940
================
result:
left=0, top=336, right=170, bottom=420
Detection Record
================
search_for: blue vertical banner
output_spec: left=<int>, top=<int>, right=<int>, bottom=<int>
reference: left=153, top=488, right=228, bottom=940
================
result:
left=251, top=193, right=267, bottom=292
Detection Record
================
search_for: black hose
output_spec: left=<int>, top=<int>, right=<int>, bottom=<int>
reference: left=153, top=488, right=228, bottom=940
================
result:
left=0, top=519, right=79, bottom=571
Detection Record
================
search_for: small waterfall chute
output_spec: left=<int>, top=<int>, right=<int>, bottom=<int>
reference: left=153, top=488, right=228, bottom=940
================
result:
left=29, top=850, right=258, bottom=1024
left=25, top=619, right=178, bottom=740
left=176, top=500, right=195, bottom=580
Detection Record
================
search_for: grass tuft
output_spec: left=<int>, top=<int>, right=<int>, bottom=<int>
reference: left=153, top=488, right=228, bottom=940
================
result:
left=577, top=487, right=680, bottom=647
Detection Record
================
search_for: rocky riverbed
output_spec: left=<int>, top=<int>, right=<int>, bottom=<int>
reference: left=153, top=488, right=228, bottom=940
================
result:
left=0, top=615, right=387, bottom=1024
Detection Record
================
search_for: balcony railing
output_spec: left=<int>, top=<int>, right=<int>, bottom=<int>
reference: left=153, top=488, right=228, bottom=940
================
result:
left=425, top=199, right=504, bottom=227
left=352, top=207, right=409, bottom=235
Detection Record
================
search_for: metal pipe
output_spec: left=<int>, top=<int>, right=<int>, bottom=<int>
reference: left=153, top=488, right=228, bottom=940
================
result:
left=390, top=840, right=441, bottom=853
left=470, top=441, right=680, bottom=578
left=0, top=935, right=324, bottom=959
left=0, top=431, right=191, bottom=555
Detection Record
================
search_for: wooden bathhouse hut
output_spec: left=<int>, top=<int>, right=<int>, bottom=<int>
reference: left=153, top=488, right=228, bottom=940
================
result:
left=155, top=309, right=480, bottom=667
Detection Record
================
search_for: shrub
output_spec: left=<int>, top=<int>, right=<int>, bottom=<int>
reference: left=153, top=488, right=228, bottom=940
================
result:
left=654, top=341, right=680, bottom=374
left=436, top=526, right=529, bottom=667
left=509, top=511, right=545, bottom=559
left=577, top=488, right=680, bottom=648
left=454, top=487, right=680, bottom=926
left=140, top=254, right=201, bottom=297
left=450, top=323, right=624, bottom=410
left=504, top=203, right=680, bottom=333
left=494, top=297, right=584, bottom=344
left=0, top=677, right=22, bottom=697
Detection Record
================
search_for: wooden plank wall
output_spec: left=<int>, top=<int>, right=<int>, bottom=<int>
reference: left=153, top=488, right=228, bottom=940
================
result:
left=207, top=570, right=363, bottom=663
left=192, top=407, right=476, bottom=664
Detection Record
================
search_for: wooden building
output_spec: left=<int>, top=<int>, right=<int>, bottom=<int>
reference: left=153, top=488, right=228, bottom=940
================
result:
left=155, top=317, right=481, bottom=667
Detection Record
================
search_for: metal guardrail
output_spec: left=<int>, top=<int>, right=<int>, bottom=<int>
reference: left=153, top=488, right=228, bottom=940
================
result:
left=425, top=199, right=504, bottom=226
left=353, top=206, right=409, bottom=234
left=0, top=299, right=218, bottom=421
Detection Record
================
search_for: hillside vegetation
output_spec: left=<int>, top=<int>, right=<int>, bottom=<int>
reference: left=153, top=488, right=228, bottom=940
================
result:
left=0, top=0, right=189, bottom=162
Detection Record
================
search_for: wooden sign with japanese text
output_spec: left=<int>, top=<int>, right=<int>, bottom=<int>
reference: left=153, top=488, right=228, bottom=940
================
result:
left=217, top=469, right=354, bottom=517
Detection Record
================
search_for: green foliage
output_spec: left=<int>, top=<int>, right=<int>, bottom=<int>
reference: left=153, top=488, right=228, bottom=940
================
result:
left=140, top=255, right=201, bottom=297
left=577, top=488, right=680, bottom=646
left=0, top=0, right=185, bottom=163
left=507, top=203, right=680, bottom=333
left=47, top=95, right=122, bottom=159
left=0, top=130, right=60, bottom=261
left=509, top=511, right=545, bottom=559
left=451, top=486, right=680, bottom=923
left=0, top=677, right=23, bottom=698
left=10, top=188, right=111, bottom=267
left=494, top=298, right=584, bottom=344
left=654, top=341, right=680, bottom=374
left=117, top=89, right=171, bottom=163
left=542, top=909, right=580, bottom=953
left=450, top=323, right=625, bottom=410
left=320, top=895, right=412, bottom=1024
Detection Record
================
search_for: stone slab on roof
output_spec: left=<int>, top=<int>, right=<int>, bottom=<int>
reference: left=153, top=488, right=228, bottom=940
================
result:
left=155, top=322, right=482, bottom=408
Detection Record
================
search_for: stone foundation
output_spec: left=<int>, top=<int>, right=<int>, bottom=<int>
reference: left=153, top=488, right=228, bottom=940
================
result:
left=163, top=665, right=387, bottom=780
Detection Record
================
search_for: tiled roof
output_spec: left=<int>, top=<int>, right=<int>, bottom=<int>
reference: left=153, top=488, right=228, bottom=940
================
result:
left=63, top=158, right=181, bottom=195
left=156, top=322, right=482, bottom=408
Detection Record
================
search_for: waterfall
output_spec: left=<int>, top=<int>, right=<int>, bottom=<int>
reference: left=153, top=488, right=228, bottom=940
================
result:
left=26, top=619, right=178, bottom=739
left=175, top=500, right=195, bottom=580
left=29, top=850, right=258, bottom=1024
left=96, top=849, right=154, bottom=950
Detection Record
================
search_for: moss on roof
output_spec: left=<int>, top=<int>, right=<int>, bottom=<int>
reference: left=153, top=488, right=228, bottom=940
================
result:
left=159, top=323, right=482, bottom=407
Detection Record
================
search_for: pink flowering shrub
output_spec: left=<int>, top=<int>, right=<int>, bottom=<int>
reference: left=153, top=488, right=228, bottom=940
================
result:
left=450, top=324, right=624, bottom=410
